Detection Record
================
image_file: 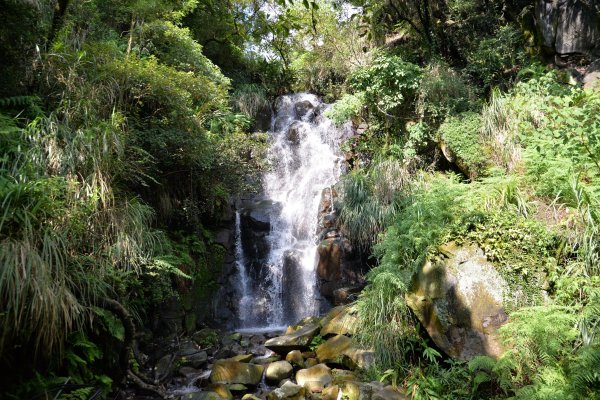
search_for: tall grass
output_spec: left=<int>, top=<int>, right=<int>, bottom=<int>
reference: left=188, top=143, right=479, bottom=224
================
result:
left=338, top=159, right=409, bottom=253
left=0, top=113, right=161, bottom=357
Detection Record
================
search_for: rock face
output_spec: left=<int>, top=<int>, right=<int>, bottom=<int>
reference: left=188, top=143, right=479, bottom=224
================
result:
left=315, top=187, right=365, bottom=303
left=210, top=360, right=265, bottom=385
left=535, top=0, right=600, bottom=56
left=405, top=242, right=509, bottom=360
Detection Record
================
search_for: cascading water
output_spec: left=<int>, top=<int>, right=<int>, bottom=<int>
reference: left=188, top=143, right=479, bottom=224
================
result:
left=234, top=93, right=348, bottom=329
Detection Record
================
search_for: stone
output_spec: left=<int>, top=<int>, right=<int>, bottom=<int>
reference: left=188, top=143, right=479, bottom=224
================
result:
left=252, top=355, right=281, bottom=365
left=305, top=358, right=319, bottom=368
left=179, top=351, right=209, bottom=369
left=155, top=354, right=174, bottom=381
left=405, top=242, right=509, bottom=360
left=294, top=100, right=316, bottom=119
left=331, top=369, right=356, bottom=383
left=179, top=366, right=201, bottom=377
left=317, top=238, right=343, bottom=282
left=286, top=350, right=305, bottom=367
left=320, top=306, right=358, bottom=337
left=193, top=328, right=219, bottom=348
left=316, top=335, right=353, bottom=365
left=584, top=60, right=600, bottom=90
left=229, top=332, right=242, bottom=342
left=266, top=361, right=294, bottom=383
left=267, top=381, right=306, bottom=400
left=229, top=354, right=254, bottom=363
left=333, top=287, right=363, bottom=305
left=242, top=395, right=263, bottom=400
left=296, top=363, right=333, bottom=393
left=228, top=384, right=248, bottom=392
left=338, top=381, right=372, bottom=400
left=178, top=392, right=222, bottom=400
left=322, top=385, right=340, bottom=400
left=210, top=360, right=265, bottom=385
left=286, top=121, right=304, bottom=144
left=207, top=384, right=233, bottom=400
left=534, top=0, right=600, bottom=56
left=372, top=386, right=408, bottom=400
left=342, top=348, right=375, bottom=371
left=265, top=323, right=321, bottom=354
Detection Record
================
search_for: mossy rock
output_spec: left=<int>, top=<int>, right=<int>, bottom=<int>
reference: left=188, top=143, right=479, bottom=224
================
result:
left=210, top=360, right=265, bottom=385
left=406, top=242, right=508, bottom=360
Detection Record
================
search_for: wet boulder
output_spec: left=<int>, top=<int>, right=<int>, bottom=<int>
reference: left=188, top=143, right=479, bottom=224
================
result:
left=265, top=323, right=321, bottom=354
left=294, top=100, right=316, bottom=119
left=266, top=361, right=294, bottom=383
left=210, top=360, right=265, bottom=385
left=286, top=121, right=304, bottom=144
left=296, top=363, right=333, bottom=393
left=405, top=242, right=509, bottom=360
left=267, top=381, right=306, bottom=400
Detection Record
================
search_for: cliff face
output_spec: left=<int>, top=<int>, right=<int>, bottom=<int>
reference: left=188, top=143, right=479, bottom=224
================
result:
left=535, top=0, right=600, bottom=57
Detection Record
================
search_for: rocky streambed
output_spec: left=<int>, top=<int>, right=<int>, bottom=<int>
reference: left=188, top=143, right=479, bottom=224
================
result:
left=126, top=306, right=407, bottom=400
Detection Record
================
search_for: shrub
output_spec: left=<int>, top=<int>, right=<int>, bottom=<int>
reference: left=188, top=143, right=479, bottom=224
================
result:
left=438, top=112, right=487, bottom=178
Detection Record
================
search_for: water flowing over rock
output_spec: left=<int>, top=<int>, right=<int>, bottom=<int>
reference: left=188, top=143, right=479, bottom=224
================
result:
left=229, top=94, right=353, bottom=329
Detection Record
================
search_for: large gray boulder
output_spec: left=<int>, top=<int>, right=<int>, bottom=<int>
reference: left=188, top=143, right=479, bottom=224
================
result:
left=535, top=0, right=600, bottom=56
left=296, top=363, right=333, bottom=393
left=265, top=361, right=294, bottom=383
left=405, top=242, right=509, bottom=360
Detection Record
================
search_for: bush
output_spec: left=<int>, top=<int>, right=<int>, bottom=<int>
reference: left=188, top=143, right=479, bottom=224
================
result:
left=438, top=112, right=487, bottom=178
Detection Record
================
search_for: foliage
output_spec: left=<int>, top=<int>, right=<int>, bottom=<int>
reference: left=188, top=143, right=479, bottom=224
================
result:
left=325, top=92, right=366, bottom=126
left=348, top=52, right=422, bottom=116
left=438, top=112, right=487, bottom=178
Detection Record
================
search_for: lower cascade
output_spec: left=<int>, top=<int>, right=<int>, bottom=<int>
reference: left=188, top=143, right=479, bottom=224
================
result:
left=233, top=93, right=350, bottom=329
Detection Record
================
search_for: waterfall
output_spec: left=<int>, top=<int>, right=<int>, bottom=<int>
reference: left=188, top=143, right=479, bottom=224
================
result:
left=235, top=93, right=347, bottom=329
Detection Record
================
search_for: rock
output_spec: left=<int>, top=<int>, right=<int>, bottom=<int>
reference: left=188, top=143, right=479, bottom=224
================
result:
left=286, top=350, right=305, bottom=367
left=373, top=386, right=408, bottom=400
left=316, top=335, right=353, bottom=365
left=331, top=369, right=356, bottom=383
left=296, top=363, right=333, bottom=393
left=317, top=238, right=343, bottom=282
left=287, top=317, right=322, bottom=334
left=320, top=306, right=358, bottom=337
left=315, top=334, right=374, bottom=370
left=179, top=351, right=209, bottom=369
left=207, top=384, right=233, bottom=400
left=338, top=381, right=373, bottom=400
left=228, top=354, right=253, bottom=363
left=179, top=366, right=201, bottom=377
left=267, top=381, right=306, bottom=400
left=342, top=347, right=375, bottom=371
left=178, top=392, right=221, bottom=400
left=210, top=360, right=265, bottom=385
left=229, top=332, right=242, bottom=342
left=228, top=384, right=248, bottom=392
left=265, top=323, right=321, bottom=354
left=305, top=358, right=319, bottom=368
left=294, top=100, right=316, bottom=119
left=154, top=354, right=174, bottom=381
left=405, top=242, right=509, bottom=360
left=254, top=103, right=272, bottom=132
left=333, top=286, right=363, bottom=305
left=322, top=385, right=340, bottom=400
left=266, top=361, right=294, bottom=383
left=584, top=60, right=600, bottom=90
left=252, top=355, right=281, bottom=365
left=286, top=121, right=304, bottom=144
left=193, top=329, right=219, bottom=348
left=535, top=0, right=600, bottom=56
left=242, top=395, right=262, bottom=400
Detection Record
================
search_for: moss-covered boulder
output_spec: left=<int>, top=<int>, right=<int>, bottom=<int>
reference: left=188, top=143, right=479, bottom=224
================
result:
left=210, top=360, right=265, bottom=385
left=405, top=242, right=508, bottom=360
